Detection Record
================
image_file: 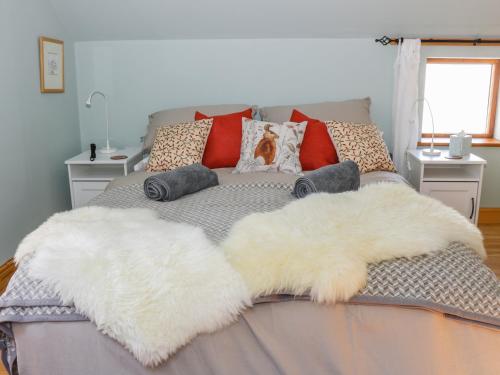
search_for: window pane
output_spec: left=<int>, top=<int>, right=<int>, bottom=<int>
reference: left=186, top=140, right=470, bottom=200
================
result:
left=422, top=63, right=492, bottom=135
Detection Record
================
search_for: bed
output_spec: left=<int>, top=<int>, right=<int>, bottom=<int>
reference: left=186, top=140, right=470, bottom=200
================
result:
left=1, top=168, right=499, bottom=375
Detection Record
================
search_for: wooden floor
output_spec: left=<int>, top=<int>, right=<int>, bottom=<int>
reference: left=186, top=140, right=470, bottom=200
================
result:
left=0, top=224, right=498, bottom=375
left=481, top=224, right=500, bottom=277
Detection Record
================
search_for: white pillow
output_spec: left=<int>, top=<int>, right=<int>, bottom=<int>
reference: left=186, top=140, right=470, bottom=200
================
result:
left=133, top=155, right=150, bottom=172
left=234, top=119, right=307, bottom=174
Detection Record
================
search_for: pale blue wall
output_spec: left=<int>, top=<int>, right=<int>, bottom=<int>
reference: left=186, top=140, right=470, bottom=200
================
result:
left=74, top=39, right=500, bottom=207
left=0, top=0, right=81, bottom=262
left=74, top=39, right=396, bottom=149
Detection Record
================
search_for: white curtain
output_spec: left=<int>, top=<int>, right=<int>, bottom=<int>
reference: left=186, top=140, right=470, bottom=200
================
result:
left=392, top=39, right=421, bottom=178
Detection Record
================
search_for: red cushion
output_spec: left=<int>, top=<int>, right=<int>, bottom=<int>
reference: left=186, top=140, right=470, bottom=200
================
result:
left=290, top=109, right=338, bottom=170
left=195, top=108, right=253, bottom=168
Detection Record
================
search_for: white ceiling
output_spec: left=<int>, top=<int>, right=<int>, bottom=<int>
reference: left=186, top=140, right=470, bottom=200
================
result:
left=48, top=0, right=500, bottom=41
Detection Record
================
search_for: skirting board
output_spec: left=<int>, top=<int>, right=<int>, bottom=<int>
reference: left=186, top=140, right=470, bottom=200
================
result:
left=0, top=258, right=15, bottom=294
left=478, top=208, right=500, bottom=224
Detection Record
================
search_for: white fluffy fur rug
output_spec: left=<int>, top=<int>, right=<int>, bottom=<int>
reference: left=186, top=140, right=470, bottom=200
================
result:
left=15, top=183, right=485, bottom=367
left=16, top=207, right=250, bottom=367
left=222, top=183, right=485, bottom=303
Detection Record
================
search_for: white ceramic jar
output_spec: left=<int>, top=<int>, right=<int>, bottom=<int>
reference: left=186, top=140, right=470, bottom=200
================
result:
left=449, top=130, right=472, bottom=157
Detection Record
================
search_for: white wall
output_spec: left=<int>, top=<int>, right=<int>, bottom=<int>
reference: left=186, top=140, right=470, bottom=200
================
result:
left=0, top=0, right=81, bottom=262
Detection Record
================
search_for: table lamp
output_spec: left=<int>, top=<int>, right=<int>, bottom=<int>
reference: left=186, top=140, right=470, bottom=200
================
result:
left=85, top=91, right=117, bottom=154
left=414, top=98, right=441, bottom=156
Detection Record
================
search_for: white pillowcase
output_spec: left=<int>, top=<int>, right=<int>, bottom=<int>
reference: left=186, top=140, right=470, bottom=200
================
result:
left=133, top=155, right=150, bottom=172
left=234, top=119, right=307, bottom=174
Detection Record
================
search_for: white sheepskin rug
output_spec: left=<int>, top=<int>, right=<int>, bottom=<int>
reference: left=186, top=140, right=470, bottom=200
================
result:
left=15, top=207, right=250, bottom=367
left=222, top=183, right=485, bottom=303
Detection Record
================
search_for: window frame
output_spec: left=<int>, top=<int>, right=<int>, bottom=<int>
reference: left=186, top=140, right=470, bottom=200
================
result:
left=422, top=58, right=500, bottom=139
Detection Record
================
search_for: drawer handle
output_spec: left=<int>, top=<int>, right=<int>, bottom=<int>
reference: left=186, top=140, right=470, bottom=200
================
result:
left=470, top=197, right=475, bottom=220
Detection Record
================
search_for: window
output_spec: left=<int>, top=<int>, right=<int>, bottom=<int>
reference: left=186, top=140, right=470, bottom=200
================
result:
left=422, top=58, right=499, bottom=138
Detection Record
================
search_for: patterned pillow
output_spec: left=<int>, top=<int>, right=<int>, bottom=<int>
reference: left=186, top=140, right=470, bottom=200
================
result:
left=325, top=120, right=396, bottom=174
left=234, top=119, right=307, bottom=174
left=145, top=119, right=213, bottom=172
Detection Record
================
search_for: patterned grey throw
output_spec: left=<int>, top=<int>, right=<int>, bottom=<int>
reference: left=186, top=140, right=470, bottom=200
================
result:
left=0, top=182, right=499, bottom=368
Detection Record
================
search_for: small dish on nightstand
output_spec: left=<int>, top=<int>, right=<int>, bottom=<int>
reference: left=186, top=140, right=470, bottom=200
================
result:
left=110, top=155, right=129, bottom=160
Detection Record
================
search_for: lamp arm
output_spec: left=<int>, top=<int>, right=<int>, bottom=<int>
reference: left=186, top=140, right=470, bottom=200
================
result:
left=411, top=98, right=441, bottom=156
left=87, top=91, right=111, bottom=150
left=87, top=90, right=106, bottom=103
left=412, top=98, right=436, bottom=150
left=104, top=99, right=110, bottom=150
left=422, top=98, right=436, bottom=151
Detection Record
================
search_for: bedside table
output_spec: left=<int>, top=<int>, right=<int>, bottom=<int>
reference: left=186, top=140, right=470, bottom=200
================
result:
left=65, top=146, right=143, bottom=208
left=407, top=150, right=487, bottom=224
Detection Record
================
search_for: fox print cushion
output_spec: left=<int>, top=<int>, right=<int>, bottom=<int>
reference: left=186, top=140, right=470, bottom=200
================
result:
left=146, top=119, right=213, bottom=172
left=234, top=119, right=307, bottom=174
left=325, top=120, right=396, bottom=174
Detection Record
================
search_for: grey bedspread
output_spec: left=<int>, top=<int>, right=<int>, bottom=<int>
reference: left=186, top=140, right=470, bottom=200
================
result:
left=0, top=171, right=499, bottom=374
left=1, top=180, right=498, bottom=323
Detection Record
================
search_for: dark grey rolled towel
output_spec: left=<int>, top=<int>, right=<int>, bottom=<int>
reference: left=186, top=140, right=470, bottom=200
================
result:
left=144, top=163, right=219, bottom=202
left=293, top=160, right=360, bottom=199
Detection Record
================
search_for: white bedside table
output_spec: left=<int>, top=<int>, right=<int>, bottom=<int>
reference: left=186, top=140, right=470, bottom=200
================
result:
left=407, top=149, right=487, bottom=224
left=65, top=146, right=143, bottom=208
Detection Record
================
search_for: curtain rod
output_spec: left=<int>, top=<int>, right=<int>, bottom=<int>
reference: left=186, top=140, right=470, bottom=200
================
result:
left=375, top=36, right=500, bottom=46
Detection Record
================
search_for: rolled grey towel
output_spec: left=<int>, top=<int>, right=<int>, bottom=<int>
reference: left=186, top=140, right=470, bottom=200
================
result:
left=293, top=160, right=360, bottom=199
left=144, top=163, right=219, bottom=202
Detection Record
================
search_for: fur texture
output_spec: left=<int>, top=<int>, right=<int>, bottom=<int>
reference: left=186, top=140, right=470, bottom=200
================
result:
left=222, top=183, right=485, bottom=303
left=15, top=184, right=485, bottom=366
left=17, top=207, right=250, bottom=367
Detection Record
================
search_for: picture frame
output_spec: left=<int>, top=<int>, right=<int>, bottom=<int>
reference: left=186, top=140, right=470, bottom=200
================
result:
left=39, top=36, right=64, bottom=93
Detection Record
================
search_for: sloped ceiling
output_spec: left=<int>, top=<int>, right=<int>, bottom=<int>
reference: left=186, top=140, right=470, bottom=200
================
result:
left=49, top=0, right=500, bottom=41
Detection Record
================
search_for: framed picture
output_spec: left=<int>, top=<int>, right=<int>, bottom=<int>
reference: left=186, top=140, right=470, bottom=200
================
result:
left=39, top=36, right=64, bottom=93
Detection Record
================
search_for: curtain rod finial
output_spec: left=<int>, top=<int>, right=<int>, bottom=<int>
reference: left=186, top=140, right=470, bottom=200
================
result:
left=375, top=36, right=393, bottom=46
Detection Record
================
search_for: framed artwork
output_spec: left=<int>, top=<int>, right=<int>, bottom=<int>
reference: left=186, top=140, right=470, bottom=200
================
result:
left=39, top=36, right=64, bottom=93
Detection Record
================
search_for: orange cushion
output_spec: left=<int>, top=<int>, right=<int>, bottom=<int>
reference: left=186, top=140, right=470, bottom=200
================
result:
left=195, top=108, right=253, bottom=168
left=290, top=109, right=338, bottom=170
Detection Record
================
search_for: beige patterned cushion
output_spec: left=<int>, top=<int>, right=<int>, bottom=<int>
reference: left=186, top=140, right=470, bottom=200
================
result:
left=325, top=120, right=396, bottom=174
left=145, top=119, right=213, bottom=172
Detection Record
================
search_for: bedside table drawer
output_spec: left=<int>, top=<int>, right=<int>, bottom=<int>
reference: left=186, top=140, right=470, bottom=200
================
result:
left=73, top=181, right=109, bottom=208
left=421, top=181, right=478, bottom=222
